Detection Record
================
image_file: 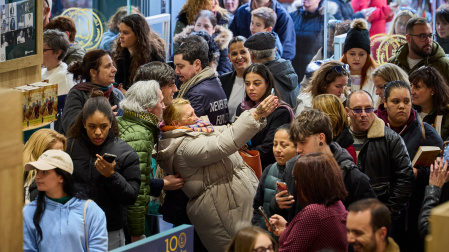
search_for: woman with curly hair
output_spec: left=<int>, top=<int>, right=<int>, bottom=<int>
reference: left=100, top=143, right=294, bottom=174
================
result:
left=174, top=0, right=229, bottom=38
left=113, top=13, right=166, bottom=93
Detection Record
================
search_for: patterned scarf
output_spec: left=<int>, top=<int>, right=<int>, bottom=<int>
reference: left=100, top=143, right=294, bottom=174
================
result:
left=160, top=119, right=214, bottom=133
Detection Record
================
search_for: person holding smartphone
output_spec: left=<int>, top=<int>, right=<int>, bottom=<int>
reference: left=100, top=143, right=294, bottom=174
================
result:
left=251, top=124, right=297, bottom=233
left=66, top=91, right=141, bottom=250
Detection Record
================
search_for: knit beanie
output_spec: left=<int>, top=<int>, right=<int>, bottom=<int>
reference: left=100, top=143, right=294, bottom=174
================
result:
left=343, top=19, right=371, bottom=54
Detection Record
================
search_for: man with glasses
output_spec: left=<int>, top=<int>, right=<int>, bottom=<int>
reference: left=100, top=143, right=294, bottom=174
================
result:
left=346, top=90, right=414, bottom=223
left=388, top=17, right=449, bottom=84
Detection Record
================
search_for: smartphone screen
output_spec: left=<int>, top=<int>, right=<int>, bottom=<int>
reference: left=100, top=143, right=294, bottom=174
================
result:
left=444, top=143, right=449, bottom=163
left=276, top=182, right=290, bottom=196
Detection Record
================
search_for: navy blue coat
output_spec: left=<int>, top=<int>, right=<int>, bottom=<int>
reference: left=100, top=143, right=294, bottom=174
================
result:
left=184, top=76, right=229, bottom=125
left=290, top=6, right=324, bottom=80
left=229, top=0, right=296, bottom=61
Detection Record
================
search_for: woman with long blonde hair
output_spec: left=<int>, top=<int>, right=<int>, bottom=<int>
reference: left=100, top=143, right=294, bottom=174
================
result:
left=23, top=129, right=66, bottom=205
left=312, top=94, right=357, bottom=162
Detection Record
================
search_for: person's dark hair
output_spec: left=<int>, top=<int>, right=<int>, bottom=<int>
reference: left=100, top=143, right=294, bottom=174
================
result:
left=290, top=109, right=333, bottom=145
left=227, top=35, right=246, bottom=50
left=293, top=153, right=347, bottom=207
left=43, top=29, right=70, bottom=61
left=33, top=168, right=76, bottom=245
left=67, top=91, right=119, bottom=138
left=305, top=60, right=350, bottom=97
left=186, top=31, right=219, bottom=68
left=276, top=123, right=291, bottom=133
left=384, top=80, right=410, bottom=101
left=44, top=16, right=76, bottom=42
left=195, top=9, right=217, bottom=27
left=436, top=4, right=449, bottom=25
left=347, top=90, right=374, bottom=108
left=409, top=66, right=449, bottom=114
left=107, top=6, right=140, bottom=32
left=242, top=63, right=281, bottom=106
left=348, top=198, right=391, bottom=242
left=406, top=17, right=429, bottom=34
left=133, top=61, right=176, bottom=86
left=174, top=35, right=209, bottom=69
left=113, top=13, right=166, bottom=86
left=68, top=49, right=112, bottom=83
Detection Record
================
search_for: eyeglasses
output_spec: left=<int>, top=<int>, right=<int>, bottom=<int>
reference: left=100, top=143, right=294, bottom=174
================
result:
left=408, top=33, right=435, bottom=42
left=254, top=245, right=274, bottom=252
left=348, top=107, right=374, bottom=114
left=43, top=48, right=53, bottom=53
left=325, top=64, right=350, bottom=78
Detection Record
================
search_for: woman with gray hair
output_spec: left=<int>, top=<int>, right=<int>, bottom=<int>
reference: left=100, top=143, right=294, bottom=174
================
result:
left=41, top=29, right=75, bottom=99
left=116, top=80, right=184, bottom=242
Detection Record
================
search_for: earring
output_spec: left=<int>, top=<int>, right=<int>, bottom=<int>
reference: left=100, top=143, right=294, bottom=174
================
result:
left=319, top=142, right=323, bottom=146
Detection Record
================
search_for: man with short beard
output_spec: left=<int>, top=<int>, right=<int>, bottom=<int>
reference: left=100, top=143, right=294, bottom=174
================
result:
left=388, top=17, right=449, bottom=84
left=347, top=198, right=400, bottom=252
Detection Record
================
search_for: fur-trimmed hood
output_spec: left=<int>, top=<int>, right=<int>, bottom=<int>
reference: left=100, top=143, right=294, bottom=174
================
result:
left=173, top=25, right=232, bottom=51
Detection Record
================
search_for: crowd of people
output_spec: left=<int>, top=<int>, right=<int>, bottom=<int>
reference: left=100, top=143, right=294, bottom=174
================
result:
left=22, top=0, right=449, bottom=251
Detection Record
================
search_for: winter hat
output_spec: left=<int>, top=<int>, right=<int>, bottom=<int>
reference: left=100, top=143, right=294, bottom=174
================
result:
left=244, top=32, right=276, bottom=50
left=343, top=19, right=371, bottom=54
left=25, top=149, right=74, bottom=174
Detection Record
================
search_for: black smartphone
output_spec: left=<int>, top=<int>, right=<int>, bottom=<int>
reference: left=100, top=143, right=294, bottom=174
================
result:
left=103, top=153, right=117, bottom=163
left=258, top=206, right=276, bottom=231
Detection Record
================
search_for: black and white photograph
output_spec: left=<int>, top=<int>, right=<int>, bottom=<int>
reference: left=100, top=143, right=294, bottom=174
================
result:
left=1, top=4, right=8, bottom=20
left=1, top=18, right=8, bottom=33
left=9, top=16, right=16, bottom=31
left=25, top=12, right=32, bottom=27
left=18, top=14, right=24, bottom=29
left=16, top=29, right=25, bottom=44
left=25, top=27, right=32, bottom=42
left=1, top=33, right=8, bottom=48
left=6, top=30, right=16, bottom=46
left=9, top=3, right=16, bottom=17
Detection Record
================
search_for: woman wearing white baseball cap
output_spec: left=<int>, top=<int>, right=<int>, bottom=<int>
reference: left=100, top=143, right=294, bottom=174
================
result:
left=22, top=149, right=108, bottom=252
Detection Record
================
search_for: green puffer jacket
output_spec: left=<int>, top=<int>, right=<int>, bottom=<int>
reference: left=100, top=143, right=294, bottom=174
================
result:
left=117, top=110, right=160, bottom=237
left=388, top=42, right=449, bottom=84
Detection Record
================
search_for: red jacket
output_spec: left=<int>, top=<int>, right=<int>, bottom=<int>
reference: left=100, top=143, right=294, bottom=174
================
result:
left=352, top=0, right=393, bottom=36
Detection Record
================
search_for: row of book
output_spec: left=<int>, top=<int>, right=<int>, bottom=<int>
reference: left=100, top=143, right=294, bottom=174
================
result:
left=13, top=81, right=58, bottom=128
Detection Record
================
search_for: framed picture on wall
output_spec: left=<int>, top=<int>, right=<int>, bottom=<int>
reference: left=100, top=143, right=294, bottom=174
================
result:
left=0, top=0, right=35, bottom=62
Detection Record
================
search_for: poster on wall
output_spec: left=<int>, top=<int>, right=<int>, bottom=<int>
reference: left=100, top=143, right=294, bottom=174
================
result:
left=0, top=0, right=35, bottom=62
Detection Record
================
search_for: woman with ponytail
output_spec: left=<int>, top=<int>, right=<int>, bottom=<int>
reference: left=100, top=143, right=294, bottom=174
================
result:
left=62, top=49, right=124, bottom=135
left=23, top=150, right=107, bottom=251
left=66, top=92, right=141, bottom=250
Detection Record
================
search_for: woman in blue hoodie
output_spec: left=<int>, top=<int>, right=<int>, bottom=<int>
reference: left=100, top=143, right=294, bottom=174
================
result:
left=23, top=149, right=107, bottom=252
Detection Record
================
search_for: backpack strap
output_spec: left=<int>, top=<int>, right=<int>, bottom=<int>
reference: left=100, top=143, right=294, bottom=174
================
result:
left=84, top=199, right=93, bottom=252
left=420, top=121, right=426, bottom=140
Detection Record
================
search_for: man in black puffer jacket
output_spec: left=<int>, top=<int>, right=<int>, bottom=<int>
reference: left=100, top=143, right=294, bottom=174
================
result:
left=269, top=109, right=377, bottom=222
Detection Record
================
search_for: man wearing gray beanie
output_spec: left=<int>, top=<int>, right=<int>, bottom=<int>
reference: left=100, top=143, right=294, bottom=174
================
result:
left=244, top=32, right=299, bottom=108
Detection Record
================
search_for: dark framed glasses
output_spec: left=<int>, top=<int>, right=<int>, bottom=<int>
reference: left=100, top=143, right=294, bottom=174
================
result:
left=325, top=64, right=350, bottom=78
left=408, top=33, right=435, bottom=42
left=348, top=107, right=374, bottom=114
